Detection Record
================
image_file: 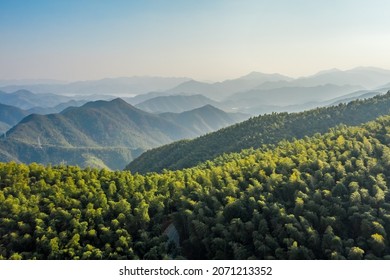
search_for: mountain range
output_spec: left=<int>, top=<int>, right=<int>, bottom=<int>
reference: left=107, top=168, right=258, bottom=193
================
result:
left=126, top=67, right=390, bottom=115
left=165, top=72, right=293, bottom=101
left=0, top=90, right=72, bottom=110
left=0, top=99, right=247, bottom=169
left=3, top=67, right=390, bottom=112
left=135, top=94, right=222, bottom=113
left=2, top=67, right=390, bottom=170
left=0, top=77, right=190, bottom=96
left=224, top=84, right=362, bottom=114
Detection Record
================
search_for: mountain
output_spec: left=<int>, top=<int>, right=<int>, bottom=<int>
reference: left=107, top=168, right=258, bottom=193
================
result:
left=0, top=77, right=190, bottom=96
left=327, top=91, right=385, bottom=106
left=166, top=68, right=390, bottom=102
left=0, top=103, right=30, bottom=134
left=239, top=71, right=292, bottom=81
left=126, top=91, right=390, bottom=173
left=124, top=91, right=171, bottom=105
left=0, top=99, right=244, bottom=169
left=0, top=103, right=29, bottom=127
left=225, top=84, right=362, bottom=114
left=377, top=82, right=390, bottom=91
left=162, top=68, right=390, bottom=113
left=238, top=87, right=390, bottom=116
left=0, top=98, right=190, bottom=169
left=167, top=72, right=293, bottom=100
left=293, top=67, right=390, bottom=89
left=0, top=79, right=65, bottom=86
left=159, top=105, right=249, bottom=135
left=26, top=99, right=90, bottom=115
left=0, top=89, right=72, bottom=110
left=135, top=94, right=222, bottom=113
left=2, top=114, right=390, bottom=259
left=168, top=80, right=216, bottom=95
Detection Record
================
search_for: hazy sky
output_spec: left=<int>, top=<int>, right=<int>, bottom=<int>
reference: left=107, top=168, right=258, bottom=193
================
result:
left=1, top=0, right=390, bottom=81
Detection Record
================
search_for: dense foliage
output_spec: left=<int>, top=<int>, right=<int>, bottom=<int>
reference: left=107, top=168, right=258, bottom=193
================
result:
left=2, top=115, right=390, bottom=259
left=127, top=92, right=390, bottom=173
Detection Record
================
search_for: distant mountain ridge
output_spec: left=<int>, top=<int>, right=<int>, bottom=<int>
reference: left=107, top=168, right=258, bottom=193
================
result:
left=135, top=94, right=222, bottom=113
left=0, top=89, right=71, bottom=110
left=227, top=84, right=362, bottom=107
left=166, top=72, right=293, bottom=100
left=293, top=67, right=390, bottom=88
left=0, top=76, right=190, bottom=95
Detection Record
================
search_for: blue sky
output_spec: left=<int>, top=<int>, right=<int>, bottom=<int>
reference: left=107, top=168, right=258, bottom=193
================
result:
left=1, top=0, right=390, bottom=81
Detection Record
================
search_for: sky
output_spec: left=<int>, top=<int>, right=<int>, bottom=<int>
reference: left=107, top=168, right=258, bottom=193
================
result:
left=1, top=0, right=390, bottom=82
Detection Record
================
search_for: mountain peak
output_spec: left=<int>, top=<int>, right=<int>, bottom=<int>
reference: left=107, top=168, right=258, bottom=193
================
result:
left=312, top=68, right=342, bottom=76
left=196, top=104, right=220, bottom=111
left=110, top=97, right=129, bottom=105
left=240, top=71, right=292, bottom=81
left=81, top=98, right=131, bottom=108
left=13, top=89, right=35, bottom=95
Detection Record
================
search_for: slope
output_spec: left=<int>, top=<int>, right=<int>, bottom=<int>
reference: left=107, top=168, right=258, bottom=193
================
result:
left=225, top=84, right=362, bottom=113
left=0, top=90, right=71, bottom=109
left=159, top=105, right=249, bottom=135
left=0, top=103, right=29, bottom=132
left=135, top=94, right=221, bottom=113
left=126, top=92, right=390, bottom=173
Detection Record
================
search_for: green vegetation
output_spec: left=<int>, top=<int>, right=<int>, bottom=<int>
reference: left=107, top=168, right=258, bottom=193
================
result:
left=2, top=114, right=390, bottom=259
left=127, top=92, right=390, bottom=173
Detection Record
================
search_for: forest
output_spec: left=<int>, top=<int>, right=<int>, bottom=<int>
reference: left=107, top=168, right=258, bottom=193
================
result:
left=1, top=114, right=390, bottom=259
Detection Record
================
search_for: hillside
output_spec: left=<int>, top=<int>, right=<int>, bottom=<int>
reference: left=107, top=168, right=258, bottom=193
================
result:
left=0, top=90, right=71, bottom=110
left=159, top=105, right=249, bottom=135
left=126, top=92, right=390, bottom=173
left=135, top=94, right=221, bottom=113
left=0, top=99, right=244, bottom=169
left=0, top=103, right=29, bottom=133
left=2, top=115, right=390, bottom=259
left=27, top=99, right=89, bottom=115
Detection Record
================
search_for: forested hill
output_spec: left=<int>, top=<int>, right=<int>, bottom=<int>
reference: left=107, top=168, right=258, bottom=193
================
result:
left=2, top=115, right=390, bottom=259
left=0, top=99, right=244, bottom=169
left=126, top=92, right=390, bottom=173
